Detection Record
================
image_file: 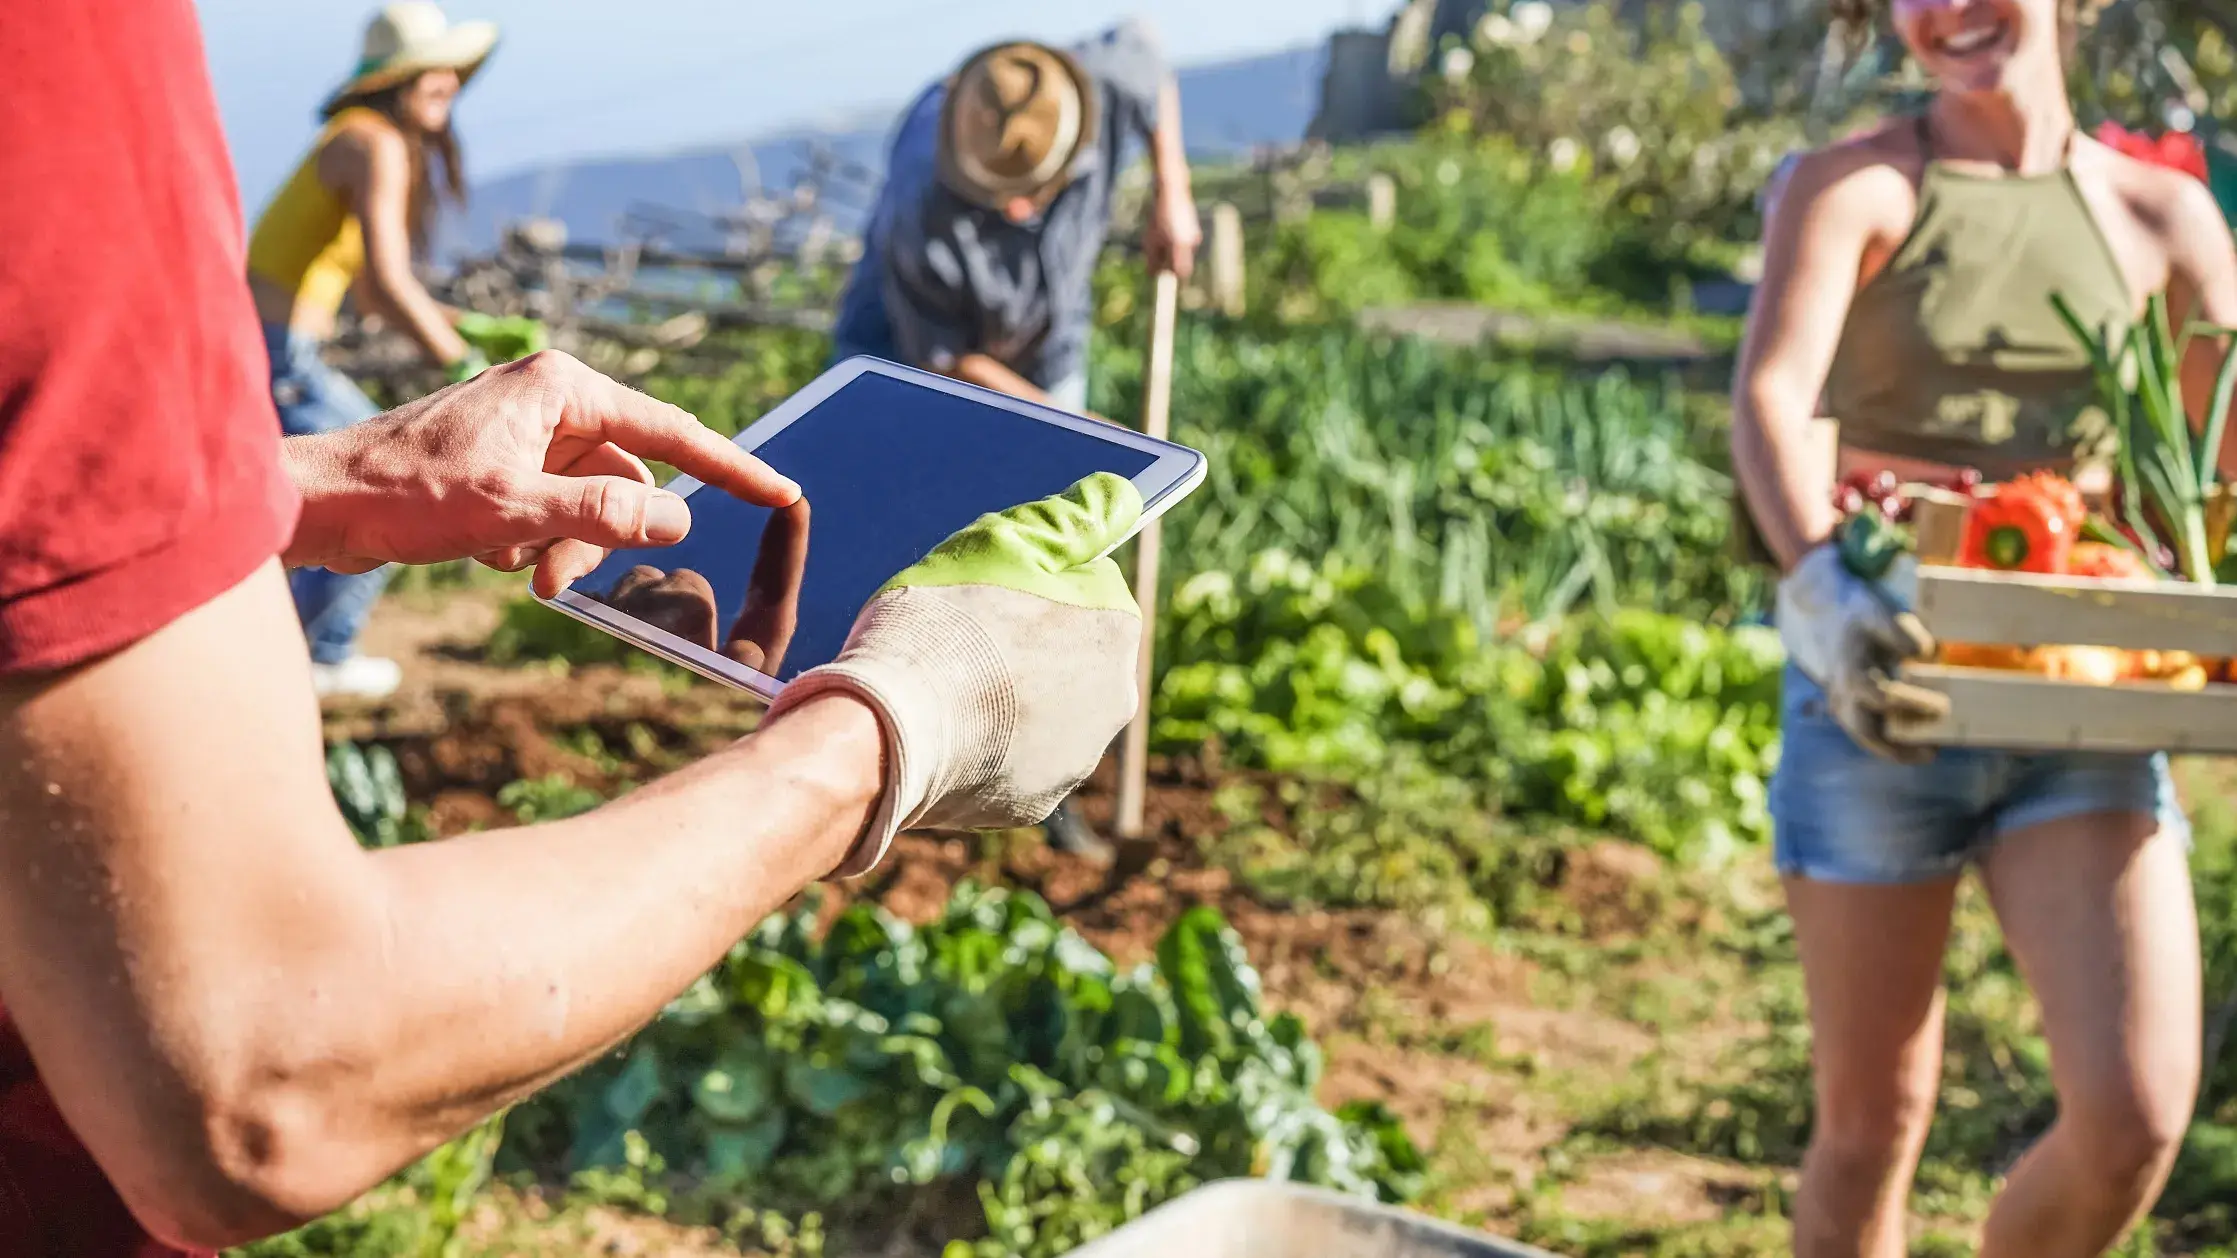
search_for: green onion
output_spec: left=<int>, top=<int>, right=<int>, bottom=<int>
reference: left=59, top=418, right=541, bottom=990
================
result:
left=2053, top=291, right=2237, bottom=587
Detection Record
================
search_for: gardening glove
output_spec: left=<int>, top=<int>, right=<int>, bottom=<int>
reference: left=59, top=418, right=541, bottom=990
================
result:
left=445, top=349, right=493, bottom=384
left=765, top=472, right=1144, bottom=878
left=1777, top=544, right=1949, bottom=764
left=455, top=311, right=551, bottom=362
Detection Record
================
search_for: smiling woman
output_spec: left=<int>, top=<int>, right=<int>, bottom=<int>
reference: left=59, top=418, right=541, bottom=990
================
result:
left=1730, top=2, right=2237, bottom=1256
left=1829, top=0, right=2110, bottom=48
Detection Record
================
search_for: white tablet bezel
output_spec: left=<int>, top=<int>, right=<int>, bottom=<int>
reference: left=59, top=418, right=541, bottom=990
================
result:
left=535, top=355, right=1207, bottom=703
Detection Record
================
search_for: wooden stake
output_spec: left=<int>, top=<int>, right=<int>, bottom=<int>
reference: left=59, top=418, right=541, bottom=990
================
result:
left=1116, top=270, right=1180, bottom=841
left=1366, top=173, right=1397, bottom=231
left=1208, top=203, right=1246, bottom=318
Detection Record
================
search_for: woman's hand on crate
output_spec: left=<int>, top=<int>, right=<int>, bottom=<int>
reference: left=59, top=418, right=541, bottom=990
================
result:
left=1778, top=545, right=1950, bottom=763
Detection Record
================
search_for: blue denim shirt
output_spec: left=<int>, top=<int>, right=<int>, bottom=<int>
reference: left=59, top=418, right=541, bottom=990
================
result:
left=830, top=21, right=1165, bottom=389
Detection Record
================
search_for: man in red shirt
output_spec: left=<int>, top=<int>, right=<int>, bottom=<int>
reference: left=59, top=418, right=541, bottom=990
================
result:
left=0, top=4, right=1142, bottom=1253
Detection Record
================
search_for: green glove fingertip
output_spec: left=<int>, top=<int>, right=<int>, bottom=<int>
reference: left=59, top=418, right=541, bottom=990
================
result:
left=884, top=472, right=1144, bottom=613
left=446, top=350, right=492, bottom=384
left=1005, top=472, right=1143, bottom=566
left=453, top=313, right=550, bottom=362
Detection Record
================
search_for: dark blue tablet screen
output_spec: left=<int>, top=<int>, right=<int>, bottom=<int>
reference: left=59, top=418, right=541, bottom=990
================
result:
left=575, top=369, right=1157, bottom=682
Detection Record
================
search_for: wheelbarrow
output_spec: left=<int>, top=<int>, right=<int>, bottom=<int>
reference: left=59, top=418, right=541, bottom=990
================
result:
left=1062, top=1180, right=1562, bottom=1258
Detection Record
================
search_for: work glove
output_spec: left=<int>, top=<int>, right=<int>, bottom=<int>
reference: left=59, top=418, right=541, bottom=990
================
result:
left=445, top=349, right=493, bottom=384
left=766, top=473, right=1144, bottom=877
left=454, top=311, right=551, bottom=362
left=1777, top=544, right=1950, bottom=764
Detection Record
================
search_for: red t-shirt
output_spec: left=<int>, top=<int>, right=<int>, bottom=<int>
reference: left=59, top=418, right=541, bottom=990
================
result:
left=0, top=2, right=300, bottom=1253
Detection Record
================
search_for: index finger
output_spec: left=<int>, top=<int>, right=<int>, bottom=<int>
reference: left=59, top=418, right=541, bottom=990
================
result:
left=555, top=366, right=800, bottom=507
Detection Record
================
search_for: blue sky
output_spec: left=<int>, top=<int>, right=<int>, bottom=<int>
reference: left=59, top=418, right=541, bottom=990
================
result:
left=196, top=1, right=1385, bottom=211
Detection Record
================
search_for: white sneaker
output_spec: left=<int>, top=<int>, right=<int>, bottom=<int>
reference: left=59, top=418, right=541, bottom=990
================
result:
left=310, top=655, right=404, bottom=701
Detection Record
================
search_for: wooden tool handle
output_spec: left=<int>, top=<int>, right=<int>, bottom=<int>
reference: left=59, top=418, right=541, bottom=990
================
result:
left=1115, top=271, right=1181, bottom=841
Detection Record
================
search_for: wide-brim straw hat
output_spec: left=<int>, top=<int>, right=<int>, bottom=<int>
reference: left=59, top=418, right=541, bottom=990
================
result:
left=321, top=2, right=498, bottom=118
left=937, top=41, right=1102, bottom=211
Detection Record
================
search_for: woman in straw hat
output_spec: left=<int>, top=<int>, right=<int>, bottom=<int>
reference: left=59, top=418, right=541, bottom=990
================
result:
left=246, top=2, right=498, bottom=700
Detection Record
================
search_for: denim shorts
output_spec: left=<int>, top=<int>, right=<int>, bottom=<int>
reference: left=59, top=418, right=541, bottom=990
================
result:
left=1770, top=665, right=2188, bottom=884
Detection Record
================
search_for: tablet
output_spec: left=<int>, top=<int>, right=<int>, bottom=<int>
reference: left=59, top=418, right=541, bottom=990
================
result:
left=538, top=356, right=1206, bottom=702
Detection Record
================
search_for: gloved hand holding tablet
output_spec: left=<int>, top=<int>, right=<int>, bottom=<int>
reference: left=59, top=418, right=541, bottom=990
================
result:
left=542, top=356, right=1202, bottom=696
left=538, top=357, right=1205, bottom=874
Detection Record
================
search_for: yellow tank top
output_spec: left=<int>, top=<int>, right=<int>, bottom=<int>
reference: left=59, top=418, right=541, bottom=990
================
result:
left=245, top=108, right=378, bottom=325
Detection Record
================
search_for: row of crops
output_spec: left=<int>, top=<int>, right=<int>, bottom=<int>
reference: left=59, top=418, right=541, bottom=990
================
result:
left=510, top=890, right=1420, bottom=1258
left=1097, top=326, right=1776, bottom=864
left=281, top=297, right=1782, bottom=1255
left=646, top=317, right=1777, bottom=868
left=299, top=748, right=1425, bottom=1258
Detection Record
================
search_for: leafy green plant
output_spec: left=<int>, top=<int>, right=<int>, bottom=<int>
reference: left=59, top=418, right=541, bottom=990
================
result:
left=506, top=884, right=1420, bottom=1257
left=1084, top=327, right=1758, bottom=633
left=1154, top=551, right=1781, bottom=862
left=481, top=596, right=693, bottom=683
left=497, top=775, right=606, bottom=824
left=637, top=325, right=833, bottom=440
left=326, top=742, right=432, bottom=849
left=1243, top=141, right=1612, bottom=321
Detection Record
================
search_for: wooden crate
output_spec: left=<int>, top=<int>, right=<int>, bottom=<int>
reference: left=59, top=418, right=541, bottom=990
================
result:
left=1885, top=492, right=2237, bottom=754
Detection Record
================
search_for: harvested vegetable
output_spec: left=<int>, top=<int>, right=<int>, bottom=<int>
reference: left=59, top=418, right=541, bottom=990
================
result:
left=1833, top=467, right=1981, bottom=527
left=2068, top=541, right=2156, bottom=582
left=2138, top=650, right=2213, bottom=690
left=1939, top=643, right=2123, bottom=685
left=2029, top=644, right=2130, bottom=687
left=1936, top=490, right=2231, bottom=688
left=1938, top=643, right=2218, bottom=688
left=1960, top=471, right=2082, bottom=574
left=2054, top=291, right=2237, bottom=585
left=1836, top=508, right=1910, bottom=581
left=1939, top=642, right=2038, bottom=672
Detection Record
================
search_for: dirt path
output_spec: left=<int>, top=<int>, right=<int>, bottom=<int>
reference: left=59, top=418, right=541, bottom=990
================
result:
left=1356, top=303, right=1719, bottom=364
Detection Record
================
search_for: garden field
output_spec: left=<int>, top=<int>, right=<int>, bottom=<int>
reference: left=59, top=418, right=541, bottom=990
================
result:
left=252, top=298, right=2237, bottom=1254
left=239, top=6, right=2237, bottom=1254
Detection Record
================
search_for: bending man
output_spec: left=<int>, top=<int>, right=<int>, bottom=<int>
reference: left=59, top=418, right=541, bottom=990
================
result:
left=831, top=18, right=1201, bottom=855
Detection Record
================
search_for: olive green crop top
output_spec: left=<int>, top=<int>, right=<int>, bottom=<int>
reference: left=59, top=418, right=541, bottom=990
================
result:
left=1823, top=125, right=2132, bottom=479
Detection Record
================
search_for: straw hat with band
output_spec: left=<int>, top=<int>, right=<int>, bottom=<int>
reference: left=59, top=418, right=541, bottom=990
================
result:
left=938, top=41, right=1102, bottom=212
left=321, top=2, right=499, bottom=119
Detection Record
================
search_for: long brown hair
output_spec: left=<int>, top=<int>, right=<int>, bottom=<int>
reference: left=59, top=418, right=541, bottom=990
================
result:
left=339, top=75, right=468, bottom=256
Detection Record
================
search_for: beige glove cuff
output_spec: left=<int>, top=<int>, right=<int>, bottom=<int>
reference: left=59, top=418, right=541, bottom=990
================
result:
left=764, top=589, right=1014, bottom=878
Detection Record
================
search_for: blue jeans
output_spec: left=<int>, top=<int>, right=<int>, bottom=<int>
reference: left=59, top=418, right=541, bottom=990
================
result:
left=1769, top=665, right=2187, bottom=883
left=265, top=324, right=390, bottom=664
